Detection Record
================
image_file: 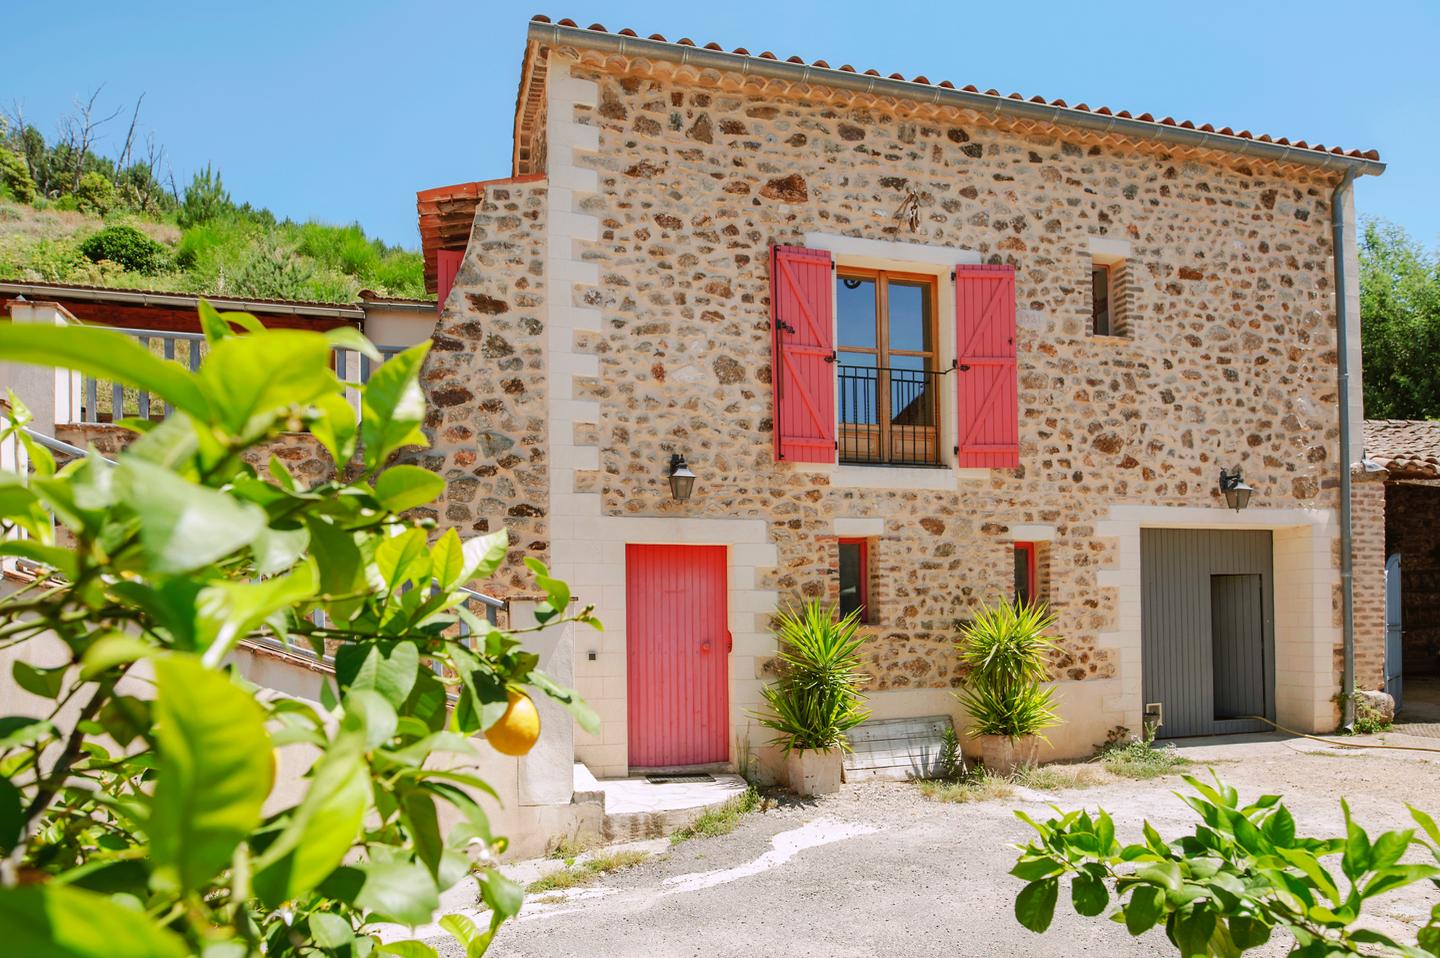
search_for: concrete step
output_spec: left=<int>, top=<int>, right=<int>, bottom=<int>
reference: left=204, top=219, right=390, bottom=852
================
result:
left=591, top=771, right=749, bottom=842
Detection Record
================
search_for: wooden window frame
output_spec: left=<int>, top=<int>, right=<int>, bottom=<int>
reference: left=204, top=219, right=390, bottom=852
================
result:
left=1014, top=542, right=1038, bottom=606
left=1090, top=261, right=1113, bottom=337
left=835, top=267, right=941, bottom=465
left=839, top=537, right=871, bottom=624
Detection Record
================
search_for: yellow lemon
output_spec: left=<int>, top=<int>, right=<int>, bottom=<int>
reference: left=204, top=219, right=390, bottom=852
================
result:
left=484, top=690, right=541, bottom=756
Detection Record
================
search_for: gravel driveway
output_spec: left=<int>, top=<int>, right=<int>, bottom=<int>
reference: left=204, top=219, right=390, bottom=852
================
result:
left=430, top=733, right=1440, bottom=958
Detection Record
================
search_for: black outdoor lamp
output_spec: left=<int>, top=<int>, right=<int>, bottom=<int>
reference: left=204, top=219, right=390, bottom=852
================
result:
left=1218, top=467, right=1254, bottom=511
left=668, top=453, right=696, bottom=501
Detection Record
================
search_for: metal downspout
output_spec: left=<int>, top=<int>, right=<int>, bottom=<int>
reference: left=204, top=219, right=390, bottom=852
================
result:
left=1332, top=168, right=1358, bottom=731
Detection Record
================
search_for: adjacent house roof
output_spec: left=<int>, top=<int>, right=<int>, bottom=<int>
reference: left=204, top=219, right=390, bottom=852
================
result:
left=416, top=174, right=544, bottom=293
left=517, top=16, right=1384, bottom=179
left=1364, top=420, right=1440, bottom=478
left=0, top=280, right=434, bottom=331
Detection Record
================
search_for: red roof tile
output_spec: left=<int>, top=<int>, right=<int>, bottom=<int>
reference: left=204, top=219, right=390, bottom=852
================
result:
left=526, top=14, right=1382, bottom=164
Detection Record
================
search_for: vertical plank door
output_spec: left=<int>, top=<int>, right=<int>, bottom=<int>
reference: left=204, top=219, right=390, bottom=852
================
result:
left=625, top=545, right=730, bottom=768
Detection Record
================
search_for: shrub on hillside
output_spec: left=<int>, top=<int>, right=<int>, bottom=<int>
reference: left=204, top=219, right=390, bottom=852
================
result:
left=79, top=224, right=169, bottom=274
left=0, top=148, right=37, bottom=203
left=74, top=171, right=116, bottom=214
left=178, top=163, right=234, bottom=227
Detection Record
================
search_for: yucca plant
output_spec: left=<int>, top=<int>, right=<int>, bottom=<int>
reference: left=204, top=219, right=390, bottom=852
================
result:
left=756, top=601, right=871, bottom=753
left=956, top=599, right=1062, bottom=741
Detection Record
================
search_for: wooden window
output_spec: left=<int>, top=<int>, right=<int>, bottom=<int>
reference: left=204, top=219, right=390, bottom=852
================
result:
left=1014, top=542, right=1037, bottom=606
left=838, top=538, right=870, bottom=623
left=1091, top=263, right=1112, bottom=336
left=836, top=268, right=941, bottom=465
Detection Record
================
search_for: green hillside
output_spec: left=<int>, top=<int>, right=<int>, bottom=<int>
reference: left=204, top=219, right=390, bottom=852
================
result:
left=1, top=111, right=426, bottom=302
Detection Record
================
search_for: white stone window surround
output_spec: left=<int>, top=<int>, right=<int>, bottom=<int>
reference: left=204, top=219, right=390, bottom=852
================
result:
left=801, top=232, right=989, bottom=490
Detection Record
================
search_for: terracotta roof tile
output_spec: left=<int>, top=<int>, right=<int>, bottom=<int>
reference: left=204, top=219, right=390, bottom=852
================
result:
left=526, top=14, right=1381, bottom=163
left=1364, top=420, right=1440, bottom=477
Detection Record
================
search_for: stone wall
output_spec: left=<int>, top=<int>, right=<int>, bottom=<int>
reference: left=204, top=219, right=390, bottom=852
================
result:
left=556, top=53, right=1350, bottom=696
left=1349, top=472, right=1388, bottom=690
left=413, top=181, right=550, bottom=592
left=1385, top=481, right=1440, bottom=675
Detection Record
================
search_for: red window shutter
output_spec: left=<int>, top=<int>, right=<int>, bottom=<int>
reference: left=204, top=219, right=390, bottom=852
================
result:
left=771, top=245, right=836, bottom=463
left=436, top=250, right=463, bottom=314
left=954, top=263, right=1019, bottom=468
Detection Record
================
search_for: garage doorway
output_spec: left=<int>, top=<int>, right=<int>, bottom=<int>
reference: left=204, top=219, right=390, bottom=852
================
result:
left=1141, top=529, right=1276, bottom=739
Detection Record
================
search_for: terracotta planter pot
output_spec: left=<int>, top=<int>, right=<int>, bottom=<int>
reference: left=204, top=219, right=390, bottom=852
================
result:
left=977, top=734, right=1040, bottom=777
left=786, top=748, right=843, bottom=797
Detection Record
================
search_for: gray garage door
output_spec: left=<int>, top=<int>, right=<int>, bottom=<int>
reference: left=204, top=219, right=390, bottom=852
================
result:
left=1141, top=529, right=1276, bottom=739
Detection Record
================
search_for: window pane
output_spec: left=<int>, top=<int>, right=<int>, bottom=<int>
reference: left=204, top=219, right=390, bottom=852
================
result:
left=888, top=354, right=934, bottom=427
left=837, top=276, right=877, bottom=349
left=1014, top=546, right=1032, bottom=604
left=837, top=352, right=877, bottom=425
left=1091, top=265, right=1111, bottom=336
left=887, top=280, right=933, bottom=353
left=839, top=541, right=865, bottom=621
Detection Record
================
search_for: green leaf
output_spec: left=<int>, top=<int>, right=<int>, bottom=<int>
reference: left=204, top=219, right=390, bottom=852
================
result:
left=252, top=523, right=310, bottom=576
left=310, top=392, right=358, bottom=466
left=461, top=529, right=509, bottom=584
left=13, top=660, right=66, bottom=700
left=376, top=527, right=430, bottom=591
left=361, top=341, right=430, bottom=472
left=349, top=860, right=441, bottom=926
left=308, top=911, right=354, bottom=949
left=1172, top=907, right=1216, bottom=958
left=150, top=655, right=274, bottom=895
left=0, top=323, right=210, bottom=421
left=252, top=729, right=370, bottom=906
left=0, top=540, right=78, bottom=579
left=431, top=528, right=465, bottom=591
left=377, top=943, right=439, bottom=958
left=1015, top=878, right=1059, bottom=933
left=1010, top=856, right=1065, bottom=882
left=336, top=641, right=421, bottom=709
left=345, top=689, right=398, bottom=751
left=198, top=330, right=335, bottom=437
left=1124, top=885, right=1165, bottom=935
left=1071, top=868, right=1109, bottom=917
left=1262, top=804, right=1296, bottom=847
left=524, top=557, right=570, bottom=617
left=115, top=457, right=266, bottom=575
left=193, top=558, right=319, bottom=666
left=440, top=913, right=492, bottom=958
left=79, top=634, right=156, bottom=680
left=324, top=325, right=383, bottom=361
left=1341, top=799, right=1372, bottom=882
left=1369, top=828, right=1413, bottom=871
left=1132, top=861, right=1182, bottom=891
left=477, top=868, right=524, bottom=922
left=0, top=715, right=56, bottom=750
left=375, top=465, right=445, bottom=513
left=0, top=884, right=187, bottom=958
left=1227, top=916, right=1271, bottom=950
left=0, top=778, right=21, bottom=854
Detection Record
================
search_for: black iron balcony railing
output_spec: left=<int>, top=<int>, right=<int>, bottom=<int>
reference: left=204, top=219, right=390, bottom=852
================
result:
left=837, top=363, right=945, bottom=467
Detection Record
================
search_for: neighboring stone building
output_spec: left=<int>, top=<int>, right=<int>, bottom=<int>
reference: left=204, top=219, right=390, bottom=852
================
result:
left=1364, top=420, right=1440, bottom=701
left=416, top=17, right=1387, bottom=777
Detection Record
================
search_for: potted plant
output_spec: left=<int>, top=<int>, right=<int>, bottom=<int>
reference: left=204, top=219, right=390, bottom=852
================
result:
left=756, top=601, right=871, bottom=797
left=955, top=599, right=1062, bottom=776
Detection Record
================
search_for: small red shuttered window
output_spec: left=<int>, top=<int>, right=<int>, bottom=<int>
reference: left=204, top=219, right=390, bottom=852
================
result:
left=954, top=263, right=1019, bottom=468
left=436, top=250, right=463, bottom=315
left=771, top=245, right=837, bottom=463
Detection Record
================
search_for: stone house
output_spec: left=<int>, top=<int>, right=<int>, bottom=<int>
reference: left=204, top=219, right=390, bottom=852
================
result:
left=413, top=17, right=1389, bottom=779
left=1363, top=419, right=1440, bottom=716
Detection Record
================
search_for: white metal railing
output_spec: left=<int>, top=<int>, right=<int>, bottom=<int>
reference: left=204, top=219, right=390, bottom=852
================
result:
left=75, top=328, right=409, bottom=424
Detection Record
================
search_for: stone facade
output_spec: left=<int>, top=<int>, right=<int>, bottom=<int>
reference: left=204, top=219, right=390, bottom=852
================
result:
left=413, top=181, right=551, bottom=592
left=417, top=46, right=1383, bottom=773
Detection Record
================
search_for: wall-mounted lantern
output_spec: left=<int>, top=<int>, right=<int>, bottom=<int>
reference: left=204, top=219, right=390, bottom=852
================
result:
left=668, top=453, right=696, bottom=501
left=1218, top=467, right=1253, bottom=512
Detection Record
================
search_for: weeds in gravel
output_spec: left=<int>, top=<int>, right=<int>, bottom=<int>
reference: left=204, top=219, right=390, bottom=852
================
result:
left=670, top=786, right=764, bottom=844
left=918, top=769, right=1016, bottom=804
left=546, top=834, right=595, bottom=860
left=525, top=850, right=650, bottom=893
left=1093, top=723, right=1189, bottom=780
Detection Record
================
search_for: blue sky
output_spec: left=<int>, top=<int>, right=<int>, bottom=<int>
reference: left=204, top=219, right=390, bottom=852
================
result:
left=7, top=1, right=1438, bottom=250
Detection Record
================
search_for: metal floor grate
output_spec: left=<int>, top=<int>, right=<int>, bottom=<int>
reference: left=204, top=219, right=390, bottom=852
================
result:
left=644, top=773, right=715, bottom=784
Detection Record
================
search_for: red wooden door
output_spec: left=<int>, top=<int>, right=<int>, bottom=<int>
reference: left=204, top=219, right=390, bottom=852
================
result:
left=626, top=545, right=730, bottom=768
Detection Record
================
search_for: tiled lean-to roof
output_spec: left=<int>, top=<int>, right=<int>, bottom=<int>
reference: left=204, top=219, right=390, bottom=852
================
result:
left=1364, top=420, right=1440, bottom=479
left=515, top=16, right=1383, bottom=178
